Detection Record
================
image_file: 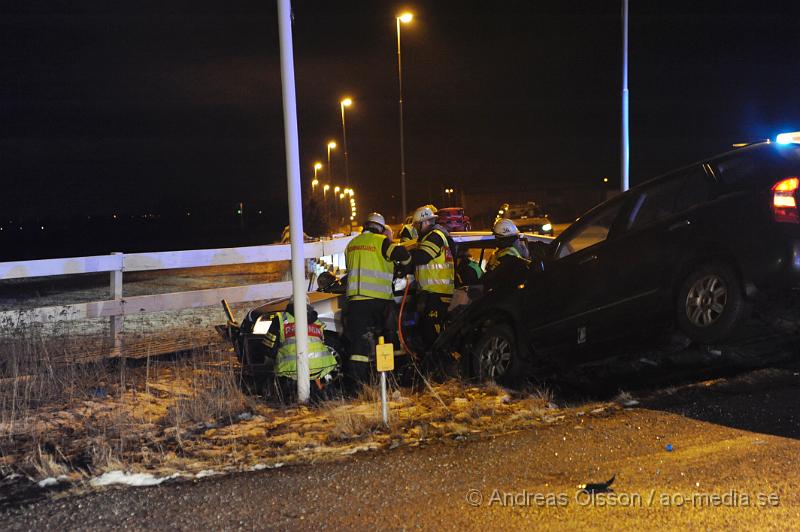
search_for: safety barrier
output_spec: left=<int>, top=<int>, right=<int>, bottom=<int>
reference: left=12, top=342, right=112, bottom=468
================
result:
left=0, top=236, right=354, bottom=355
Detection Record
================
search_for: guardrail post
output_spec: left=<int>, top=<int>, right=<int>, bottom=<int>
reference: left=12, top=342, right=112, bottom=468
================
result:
left=110, top=252, right=124, bottom=356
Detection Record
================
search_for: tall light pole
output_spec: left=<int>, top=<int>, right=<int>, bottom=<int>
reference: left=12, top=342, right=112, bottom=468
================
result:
left=276, top=0, right=309, bottom=403
left=444, top=187, right=454, bottom=206
left=313, top=161, right=322, bottom=180
left=396, top=12, right=413, bottom=219
left=340, top=98, right=352, bottom=188
left=621, top=0, right=630, bottom=192
left=327, top=140, right=337, bottom=183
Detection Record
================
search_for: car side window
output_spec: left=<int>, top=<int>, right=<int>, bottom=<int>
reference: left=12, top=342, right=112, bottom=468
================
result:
left=626, top=167, right=710, bottom=231
left=556, top=200, right=624, bottom=258
left=673, top=167, right=712, bottom=213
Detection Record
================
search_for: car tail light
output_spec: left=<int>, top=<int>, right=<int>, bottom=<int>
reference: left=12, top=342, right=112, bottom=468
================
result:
left=772, top=177, right=800, bottom=223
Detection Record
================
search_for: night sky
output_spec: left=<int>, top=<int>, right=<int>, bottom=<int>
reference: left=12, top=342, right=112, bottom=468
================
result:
left=2, top=1, right=800, bottom=224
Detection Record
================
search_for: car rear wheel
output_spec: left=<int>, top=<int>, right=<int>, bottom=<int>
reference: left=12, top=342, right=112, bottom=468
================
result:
left=472, top=324, right=524, bottom=384
left=676, top=261, right=749, bottom=343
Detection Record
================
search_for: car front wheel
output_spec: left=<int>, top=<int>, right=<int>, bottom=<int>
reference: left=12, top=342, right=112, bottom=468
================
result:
left=676, top=261, right=749, bottom=343
left=472, top=323, right=524, bottom=384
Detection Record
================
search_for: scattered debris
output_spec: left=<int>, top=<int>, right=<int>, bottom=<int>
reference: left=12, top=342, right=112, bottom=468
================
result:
left=578, top=474, right=616, bottom=494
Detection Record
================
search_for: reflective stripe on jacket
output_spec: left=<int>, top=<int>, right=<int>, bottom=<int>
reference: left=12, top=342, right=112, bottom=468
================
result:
left=398, top=224, right=418, bottom=242
left=486, top=245, right=522, bottom=272
left=345, top=232, right=396, bottom=301
left=416, top=228, right=455, bottom=295
left=275, top=313, right=337, bottom=380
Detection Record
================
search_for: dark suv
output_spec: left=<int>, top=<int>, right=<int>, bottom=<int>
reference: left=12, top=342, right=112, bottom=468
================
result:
left=435, top=139, right=800, bottom=383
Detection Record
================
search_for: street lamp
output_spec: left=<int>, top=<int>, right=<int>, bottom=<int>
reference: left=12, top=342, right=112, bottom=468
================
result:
left=396, top=11, right=413, bottom=219
left=327, top=141, right=337, bottom=183
left=312, top=178, right=319, bottom=192
left=323, top=184, right=330, bottom=199
left=340, top=98, right=352, bottom=187
left=313, top=161, right=322, bottom=180
left=444, top=187, right=454, bottom=206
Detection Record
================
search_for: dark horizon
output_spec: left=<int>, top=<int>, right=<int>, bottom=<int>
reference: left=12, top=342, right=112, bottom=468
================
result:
left=2, top=1, right=800, bottom=227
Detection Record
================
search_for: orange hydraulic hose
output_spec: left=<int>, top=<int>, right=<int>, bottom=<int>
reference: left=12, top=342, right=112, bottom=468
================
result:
left=397, top=275, right=417, bottom=359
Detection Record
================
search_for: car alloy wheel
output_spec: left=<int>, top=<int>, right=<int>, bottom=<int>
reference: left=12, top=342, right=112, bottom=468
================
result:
left=685, top=274, right=728, bottom=327
left=477, top=334, right=513, bottom=380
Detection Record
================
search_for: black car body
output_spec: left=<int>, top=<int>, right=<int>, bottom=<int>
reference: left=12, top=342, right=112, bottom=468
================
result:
left=435, top=139, right=800, bottom=383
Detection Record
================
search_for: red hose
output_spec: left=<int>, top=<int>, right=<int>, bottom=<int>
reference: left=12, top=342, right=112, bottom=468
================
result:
left=397, top=275, right=417, bottom=359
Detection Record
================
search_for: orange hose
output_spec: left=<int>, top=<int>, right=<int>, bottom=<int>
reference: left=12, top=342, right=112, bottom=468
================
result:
left=397, top=275, right=417, bottom=359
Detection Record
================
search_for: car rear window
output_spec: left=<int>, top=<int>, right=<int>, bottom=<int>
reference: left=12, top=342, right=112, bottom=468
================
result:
left=714, top=144, right=800, bottom=188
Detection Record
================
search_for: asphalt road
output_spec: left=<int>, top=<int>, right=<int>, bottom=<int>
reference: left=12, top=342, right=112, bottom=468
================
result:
left=4, top=369, right=800, bottom=530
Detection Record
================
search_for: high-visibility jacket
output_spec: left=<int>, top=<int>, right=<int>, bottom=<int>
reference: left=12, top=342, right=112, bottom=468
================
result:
left=398, top=224, right=418, bottom=242
left=274, top=312, right=337, bottom=380
left=486, top=245, right=522, bottom=272
left=345, top=232, right=396, bottom=301
left=416, top=228, right=455, bottom=295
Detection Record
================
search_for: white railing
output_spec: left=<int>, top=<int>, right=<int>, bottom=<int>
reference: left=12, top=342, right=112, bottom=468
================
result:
left=0, top=236, right=355, bottom=353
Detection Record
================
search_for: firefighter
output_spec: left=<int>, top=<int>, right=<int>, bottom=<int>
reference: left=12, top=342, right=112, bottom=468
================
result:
left=408, top=205, right=455, bottom=350
left=345, top=212, right=410, bottom=384
left=261, top=295, right=339, bottom=399
left=483, top=218, right=530, bottom=291
left=455, top=245, right=483, bottom=287
left=398, top=204, right=437, bottom=243
left=398, top=221, right=417, bottom=242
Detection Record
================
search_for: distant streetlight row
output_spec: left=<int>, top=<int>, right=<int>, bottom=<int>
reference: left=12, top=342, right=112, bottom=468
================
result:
left=308, top=11, right=415, bottom=220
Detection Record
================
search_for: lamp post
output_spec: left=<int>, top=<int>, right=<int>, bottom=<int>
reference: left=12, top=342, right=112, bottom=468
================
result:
left=327, top=141, right=337, bottom=183
left=313, top=161, right=322, bottom=179
left=340, top=98, right=352, bottom=187
left=396, top=11, right=413, bottom=219
left=444, top=187, right=454, bottom=206
left=312, top=178, right=319, bottom=193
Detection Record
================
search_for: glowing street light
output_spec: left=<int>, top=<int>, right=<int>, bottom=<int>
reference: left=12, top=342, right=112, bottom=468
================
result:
left=312, top=178, right=319, bottom=192
left=396, top=11, right=414, bottom=218
left=313, top=161, right=322, bottom=181
left=327, top=140, right=337, bottom=182
left=340, top=98, right=353, bottom=187
left=444, top=187, right=454, bottom=206
left=323, top=183, right=330, bottom=199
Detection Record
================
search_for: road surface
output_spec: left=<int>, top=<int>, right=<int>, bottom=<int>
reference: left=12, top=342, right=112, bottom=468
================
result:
left=4, top=366, right=800, bottom=530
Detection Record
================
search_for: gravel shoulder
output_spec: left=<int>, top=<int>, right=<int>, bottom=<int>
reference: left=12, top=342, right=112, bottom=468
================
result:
left=4, top=366, right=800, bottom=530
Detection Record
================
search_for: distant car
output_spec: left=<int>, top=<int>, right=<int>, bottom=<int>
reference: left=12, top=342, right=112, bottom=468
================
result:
left=498, top=202, right=553, bottom=236
left=436, top=136, right=800, bottom=384
left=437, top=207, right=472, bottom=232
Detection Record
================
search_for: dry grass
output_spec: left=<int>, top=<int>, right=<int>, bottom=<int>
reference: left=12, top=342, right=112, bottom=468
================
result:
left=0, top=320, right=615, bottom=484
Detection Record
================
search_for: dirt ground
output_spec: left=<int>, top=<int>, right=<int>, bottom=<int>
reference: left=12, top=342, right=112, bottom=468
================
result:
left=3, top=362, right=800, bottom=529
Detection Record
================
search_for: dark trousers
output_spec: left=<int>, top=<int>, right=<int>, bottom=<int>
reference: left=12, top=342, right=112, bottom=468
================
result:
left=345, top=298, right=391, bottom=383
left=420, top=292, right=451, bottom=351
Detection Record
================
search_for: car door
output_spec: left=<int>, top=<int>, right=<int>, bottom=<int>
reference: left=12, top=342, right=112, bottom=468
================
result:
left=594, top=165, right=715, bottom=335
left=524, top=196, right=628, bottom=352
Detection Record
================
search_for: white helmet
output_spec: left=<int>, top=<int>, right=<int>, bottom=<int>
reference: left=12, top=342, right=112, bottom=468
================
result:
left=493, top=218, right=519, bottom=238
left=365, top=212, right=386, bottom=231
left=412, top=205, right=437, bottom=224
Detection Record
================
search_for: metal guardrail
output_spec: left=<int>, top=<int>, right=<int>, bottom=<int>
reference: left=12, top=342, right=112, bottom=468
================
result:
left=0, top=236, right=355, bottom=355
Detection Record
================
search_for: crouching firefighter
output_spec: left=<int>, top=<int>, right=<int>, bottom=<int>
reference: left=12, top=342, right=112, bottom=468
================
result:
left=345, top=212, right=411, bottom=384
left=262, top=296, right=339, bottom=397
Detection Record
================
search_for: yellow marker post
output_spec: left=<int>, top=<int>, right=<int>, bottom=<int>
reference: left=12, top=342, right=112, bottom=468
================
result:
left=376, top=336, right=394, bottom=426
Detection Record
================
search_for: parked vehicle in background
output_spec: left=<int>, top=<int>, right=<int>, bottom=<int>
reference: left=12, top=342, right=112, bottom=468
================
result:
left=498, top=202, right=553, bottom=236
left=437, top=207, right=472, bottom=232
left=436, top=135, right=800, bottom=384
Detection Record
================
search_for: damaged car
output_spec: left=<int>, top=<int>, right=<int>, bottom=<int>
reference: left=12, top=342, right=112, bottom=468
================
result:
left=435, top=136, right=800, bottom=384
